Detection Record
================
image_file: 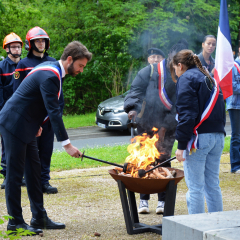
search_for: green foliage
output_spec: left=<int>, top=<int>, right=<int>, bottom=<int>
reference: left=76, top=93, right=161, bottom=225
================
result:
left=0, top=0, right=43, bottom=57
left=0, top=215, right=35, bottom=239
left=0, top=0, right=239, bottom=113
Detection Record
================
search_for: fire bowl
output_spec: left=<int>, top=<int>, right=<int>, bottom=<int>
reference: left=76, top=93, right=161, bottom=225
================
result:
left=108, top=167, right=184, bottom=194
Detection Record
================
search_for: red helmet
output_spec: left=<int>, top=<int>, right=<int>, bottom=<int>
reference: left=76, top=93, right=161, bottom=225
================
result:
left=3, top=33, right=23, bottom=49
left=25, top=26, right=50, bottom=51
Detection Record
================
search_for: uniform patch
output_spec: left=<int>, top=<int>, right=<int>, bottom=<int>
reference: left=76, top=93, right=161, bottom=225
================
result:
left=14, top=71, right=20, bottom=79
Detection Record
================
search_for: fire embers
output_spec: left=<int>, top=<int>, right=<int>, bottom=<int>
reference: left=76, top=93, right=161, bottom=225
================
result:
left=115, top=127, right=175, bottom=178
left=115, top=166, right=176, bottom=179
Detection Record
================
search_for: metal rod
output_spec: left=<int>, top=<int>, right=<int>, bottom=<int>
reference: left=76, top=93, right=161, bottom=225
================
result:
left=130, top=119, right=134, bottom=139
left=81, top=151, right=124, bottom=168
left=138, top=156, right=176, bottom=178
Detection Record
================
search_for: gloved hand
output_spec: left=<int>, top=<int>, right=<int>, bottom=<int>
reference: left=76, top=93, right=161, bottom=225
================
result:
left=158, top=127, right=167, bottom=143
left=128, top=111, right=137, bottom=121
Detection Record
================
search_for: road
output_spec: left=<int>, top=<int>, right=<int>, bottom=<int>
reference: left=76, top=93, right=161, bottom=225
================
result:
left=53, top=126, right=132, bottom=151
left=53, top=115, right=231, bottom=151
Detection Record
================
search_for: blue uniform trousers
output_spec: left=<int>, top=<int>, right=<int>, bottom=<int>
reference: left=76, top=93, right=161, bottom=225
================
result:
left=37, top=121, right=54, bottom=186
left=0, top=136, right=6, bottom=177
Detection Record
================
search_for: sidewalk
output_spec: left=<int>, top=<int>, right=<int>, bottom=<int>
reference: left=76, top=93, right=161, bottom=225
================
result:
left=226, top=111, right=230, bottom=124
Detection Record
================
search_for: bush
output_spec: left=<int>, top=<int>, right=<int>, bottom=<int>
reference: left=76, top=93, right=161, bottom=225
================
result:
left=0, top=215, right=35, bottom=239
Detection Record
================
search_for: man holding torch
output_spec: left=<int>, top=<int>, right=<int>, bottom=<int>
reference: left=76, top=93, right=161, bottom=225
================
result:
left=0, top=41, right=92, bottom=235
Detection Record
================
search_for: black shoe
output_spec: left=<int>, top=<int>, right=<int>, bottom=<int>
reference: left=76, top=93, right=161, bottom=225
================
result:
left=30, top=216, right=65, bottom=229
left=1, top=178, right=26, bottom=189
left=7, top=222, right=43, bottom=235
left=1, top=178, right=6, bottom=189
left=42, top=183, right=58, bottom=194
left=21, top=178, right=26, bottom=187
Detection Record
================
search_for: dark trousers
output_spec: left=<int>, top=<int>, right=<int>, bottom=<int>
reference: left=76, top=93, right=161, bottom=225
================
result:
left=0, top=136, right=6, bottom=177
left=137, top=125, right=175, bottom=202
left=228, top=109, right=240, bottom=172
left=37, top=121, right=54, bottom=185
left=1, top=126, right=46, bottom=225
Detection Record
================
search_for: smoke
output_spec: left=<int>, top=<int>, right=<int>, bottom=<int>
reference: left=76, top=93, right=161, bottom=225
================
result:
left=129, top=39, right=189, bottom=161
left=123, top=14, right=209, bottom=90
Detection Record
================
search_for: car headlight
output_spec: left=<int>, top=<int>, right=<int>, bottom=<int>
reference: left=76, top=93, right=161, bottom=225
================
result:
left=113, top=109, right=125, bottom=113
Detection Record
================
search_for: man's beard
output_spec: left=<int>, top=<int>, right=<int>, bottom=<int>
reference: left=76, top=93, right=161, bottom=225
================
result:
left=67, top=62, right=77, bottom=77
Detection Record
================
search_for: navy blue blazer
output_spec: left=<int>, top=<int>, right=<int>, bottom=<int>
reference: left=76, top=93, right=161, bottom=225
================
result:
left=175, top=66, right=225, bottom=150
left=0, top=61, right=68, bottom=144
left=12, top=52, right=64, bottom=115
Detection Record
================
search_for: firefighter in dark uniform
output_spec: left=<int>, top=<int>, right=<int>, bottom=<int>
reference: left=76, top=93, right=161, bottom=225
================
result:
left=13, top=26, right=64, bottom=194
left=0, top=33, right=24, bottom=189
left=124, top=40, right=189, bottom=214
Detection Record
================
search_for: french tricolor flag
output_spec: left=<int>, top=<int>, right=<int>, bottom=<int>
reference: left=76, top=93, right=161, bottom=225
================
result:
left=214, top=0, right=234, bottom=99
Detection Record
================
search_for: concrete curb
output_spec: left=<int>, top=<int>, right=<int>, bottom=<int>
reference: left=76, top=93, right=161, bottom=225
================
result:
left=162, top=210, right=240, bottom=240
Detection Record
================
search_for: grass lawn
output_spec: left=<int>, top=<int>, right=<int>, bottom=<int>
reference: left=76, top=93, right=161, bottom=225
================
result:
left=50, top=136, right=231, bottom=172
left=60, top=112, right=231, bottom=172
left=0, top=133, right=231, bottom=178
left=62, top=112, right=96, bottom=129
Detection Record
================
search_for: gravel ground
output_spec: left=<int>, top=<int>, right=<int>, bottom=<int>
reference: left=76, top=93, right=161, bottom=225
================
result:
left=0, top=153, right=240, bottom=240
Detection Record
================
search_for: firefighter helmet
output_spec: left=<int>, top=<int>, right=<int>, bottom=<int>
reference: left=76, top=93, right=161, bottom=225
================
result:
left=3, top=33, right=23, bottom=49
left=25, top=26, right=50, bottom=51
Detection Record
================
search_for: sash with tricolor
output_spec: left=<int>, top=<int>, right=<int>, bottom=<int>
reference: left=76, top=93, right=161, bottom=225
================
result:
left=187, top=77, right=219, bottom=152
left=234, top=61, right=240, bottom=74
left=26, top=64, right=62, bottom=125
left=157, top=59, right=173, bottom=110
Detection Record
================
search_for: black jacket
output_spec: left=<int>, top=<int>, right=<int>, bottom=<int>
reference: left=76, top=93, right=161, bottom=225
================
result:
left=0, top=57, right=18, bottom=110
left=124, top=61, right=177, bottom=131
left=175, top=66, right=225, bottom=150
left=0, top=61, right=68, bottom=144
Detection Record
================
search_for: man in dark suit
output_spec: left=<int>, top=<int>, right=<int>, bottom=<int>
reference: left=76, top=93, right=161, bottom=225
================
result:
left=0, top=41, right=92, bottom=235
left=13, top=26, right=63, bottom=194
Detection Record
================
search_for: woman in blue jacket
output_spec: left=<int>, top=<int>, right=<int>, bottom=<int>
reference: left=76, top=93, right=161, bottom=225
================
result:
left=170, top=49, right=225, bottom=214
left=226, top=51, right=240, bottom=173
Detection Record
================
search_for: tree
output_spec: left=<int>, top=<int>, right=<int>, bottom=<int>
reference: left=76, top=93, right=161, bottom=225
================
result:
left=0, top=0, right=43, bottom=57
left=0, top=0, right=239, bottom=114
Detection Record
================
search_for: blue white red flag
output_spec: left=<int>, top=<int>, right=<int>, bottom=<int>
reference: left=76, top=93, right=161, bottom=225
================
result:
left=234, top=62, right=240, bottom=74
left=27, top=65, right=62, bottom=125
left=214, top=0, right=234, bottom=99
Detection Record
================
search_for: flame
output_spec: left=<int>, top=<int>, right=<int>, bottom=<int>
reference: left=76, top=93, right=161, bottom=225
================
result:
left=125, top=127, right=161, bottom=176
